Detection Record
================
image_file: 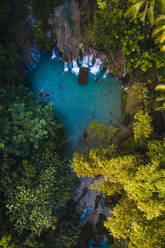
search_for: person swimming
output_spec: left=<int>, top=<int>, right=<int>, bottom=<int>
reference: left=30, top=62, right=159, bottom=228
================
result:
left=94, top=77, right=102, bottom=82
left=39, top=92, right=44, bottom=97
left=39, top=91, right=50, bottom=97
left=45, top=92, right=50, bottom=97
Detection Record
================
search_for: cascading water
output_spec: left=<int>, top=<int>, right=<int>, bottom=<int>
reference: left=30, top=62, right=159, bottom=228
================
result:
left=59, top=54, right=103, bottom=76
left=82, top=54, right=93, bottom=68
left=72, top=59, right=80, bottom=75
left=82, top=55, right=89, bottom=68
left=30, top=52, right=40, bottom=63
left=51, top=48, right=57, bottom=59
left=23, top=47, right=40, bottom=73
left=103, top=69, right=110, bottom=78
left=88, top=54, right=93, bottom=66
left=64, top=62, right=69, bottom=72
left=29, top=60, right=36, bottom=69
left=90, top=58, right=102, bottom=75
left=80, top=208, right=94, bottom=223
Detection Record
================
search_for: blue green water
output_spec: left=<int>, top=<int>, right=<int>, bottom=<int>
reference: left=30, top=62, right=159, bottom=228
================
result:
left=27, top=54, right=121, bottom=156
left=89, top=239, right=110, bottom=248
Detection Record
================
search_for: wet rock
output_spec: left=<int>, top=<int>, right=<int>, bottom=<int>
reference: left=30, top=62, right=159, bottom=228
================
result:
left=49, top=0, right=110, bottom=67
left=74, top=176, right=111, bottom=226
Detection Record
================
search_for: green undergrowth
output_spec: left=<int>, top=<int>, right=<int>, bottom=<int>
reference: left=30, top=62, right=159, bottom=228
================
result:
left=33, top=0, right=64, bottom=24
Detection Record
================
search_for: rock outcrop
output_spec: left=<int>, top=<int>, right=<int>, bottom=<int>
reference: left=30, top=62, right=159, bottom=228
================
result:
left=49, top=0, right=110, bottom=66
left=48, top=0, right=126, bottom=78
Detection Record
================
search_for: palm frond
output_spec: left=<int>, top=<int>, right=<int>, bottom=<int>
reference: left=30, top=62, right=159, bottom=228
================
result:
left=154, top=31, right=165, bottom=43
left=154, top=103, right=165, bottom=111
left=155, top=83, right=165, bottom=111
left=154, top=15, right=165, bottom=24
left=147, top=0, right=155, bottom=25
left=124, top=1, right=144, bottom=19
left=152, top=25, right=165, bottom=37
left=159, top=0, right=165, bottom=12
left=140, top=7, right=148, bottom=22
left=155, top=96, right=165, bottom=102
left=160, top=45, right=165, bottom=51
left=155, top=84, right=165, bottom=91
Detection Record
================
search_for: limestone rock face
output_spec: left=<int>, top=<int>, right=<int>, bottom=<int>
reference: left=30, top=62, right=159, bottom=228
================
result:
left=49, top=0, right=82, bottom=62
left=49, top=0, right=109, bottom=66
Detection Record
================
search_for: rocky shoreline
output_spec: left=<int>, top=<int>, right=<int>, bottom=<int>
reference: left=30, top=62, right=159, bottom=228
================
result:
left=48, top=0, right=127, bottom=80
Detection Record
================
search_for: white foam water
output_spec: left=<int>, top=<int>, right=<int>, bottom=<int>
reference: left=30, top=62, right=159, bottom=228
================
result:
left=72, top=60, right=80, bottom=75
left=64, top=62, right=69, bottom=72
left=51, top=48, right=57, bottom=59
left=90, top=58, right=102, bottom=75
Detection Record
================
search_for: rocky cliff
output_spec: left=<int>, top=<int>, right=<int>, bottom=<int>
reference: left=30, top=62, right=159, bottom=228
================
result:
left=48, top=0, right=126, bottom=78
left=49, top=0, right=109, bottom=65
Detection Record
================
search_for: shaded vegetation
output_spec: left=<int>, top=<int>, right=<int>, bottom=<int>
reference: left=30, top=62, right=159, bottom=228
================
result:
left=0, top=0, right=165, bottom=247
left=0, top=1, right=79, bottom=247
left=33, top=0, right=64, bottom=23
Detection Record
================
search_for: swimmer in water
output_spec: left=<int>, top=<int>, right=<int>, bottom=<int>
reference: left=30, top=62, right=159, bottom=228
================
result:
left=94, top=77, right=102, bottom=82
left=45, top=92, right=50, bottom=97
left=39, top=92, right=50, bottom=97
left=61, top=71, right=64, bottom=75
left=39, top=92, right=44, bottom=97
left=60, top=98, right=63, bottom=102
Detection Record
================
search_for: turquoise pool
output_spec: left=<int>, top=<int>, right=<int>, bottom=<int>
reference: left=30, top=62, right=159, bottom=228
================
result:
left=27, top=54, right=121, bottom=156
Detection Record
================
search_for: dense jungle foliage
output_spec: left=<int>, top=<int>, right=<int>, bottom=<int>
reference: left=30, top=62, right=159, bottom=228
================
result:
left=0, top=1, right=80, bottom=247
left=0, top=0, right=165, bottom=248
left=74, top=0, right=165, bottom=247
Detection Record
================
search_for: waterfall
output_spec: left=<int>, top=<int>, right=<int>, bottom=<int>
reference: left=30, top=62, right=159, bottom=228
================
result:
left=80, top=208, right=94, bottom=223
left=88, top=54, right=93, bottom=66
left=24, top=63, right=32, bottom=71
left=29, top=60, right=36, bottom=69
left=64, top=62, right=69, bottom=72
left=82, top=55, right=89, bottom=68
left=30, top=52, right=40, bottom=63
left=82, top=54, right=94, bottom=67
left=51, top=48, right=57, bottom=59
left=90, top=58, right=102, bottom=75
left=103, top=69, right=110, bottom=78
left=72, top=60, right=80, bottom=75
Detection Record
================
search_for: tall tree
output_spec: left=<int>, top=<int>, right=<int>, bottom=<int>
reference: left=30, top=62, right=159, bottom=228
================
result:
left=72, top=120, right=165, bottom=247
left=154, top=83, right=165, bottom=110
left=0, top=85, right=76, bottom=247
left=152, top=15, right=165, bottom=51
left=124, top=0, right=165, bottom=25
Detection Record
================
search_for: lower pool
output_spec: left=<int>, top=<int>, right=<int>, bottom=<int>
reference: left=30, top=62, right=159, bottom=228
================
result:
left=26, top=54, right=121, bottom=157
